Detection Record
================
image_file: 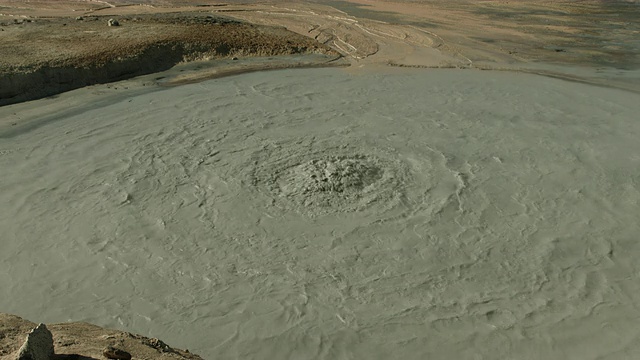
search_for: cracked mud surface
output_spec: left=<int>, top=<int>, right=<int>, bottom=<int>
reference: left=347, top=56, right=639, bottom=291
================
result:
left=2, top=67, right=639, bottom=358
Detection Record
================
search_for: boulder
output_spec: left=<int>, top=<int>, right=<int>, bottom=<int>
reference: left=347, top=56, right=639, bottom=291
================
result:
left=107, top=19, right=119, bottom=27
left=15, top=323, right=54, bottom=360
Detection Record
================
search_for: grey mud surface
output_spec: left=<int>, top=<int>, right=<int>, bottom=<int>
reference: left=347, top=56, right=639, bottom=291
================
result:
left=1, top=68, right=640, bottom=359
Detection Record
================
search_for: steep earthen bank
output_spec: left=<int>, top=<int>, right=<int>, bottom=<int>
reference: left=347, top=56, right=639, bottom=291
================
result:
left=0, top=13, right=340, bottom=106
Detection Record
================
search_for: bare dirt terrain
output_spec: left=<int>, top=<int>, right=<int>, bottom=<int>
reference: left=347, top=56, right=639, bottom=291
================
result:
left=1, top=0, right=638, bottom=106
left=0, top=1, right=342, bottom=105
left=221, top=0, right=640, bottom=90
left=335, top=0, right=640, bottom=67
left=0, top=313, right=204, bottom=359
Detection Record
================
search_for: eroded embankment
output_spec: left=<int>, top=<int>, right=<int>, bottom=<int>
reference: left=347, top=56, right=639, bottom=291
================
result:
left=0, top=13, right=339, bottom=106
left=1, top=42, right=200, bottom=105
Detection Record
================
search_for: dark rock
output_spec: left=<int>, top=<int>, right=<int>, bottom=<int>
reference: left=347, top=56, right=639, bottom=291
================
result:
left=102, top=346, right=131, bottom=360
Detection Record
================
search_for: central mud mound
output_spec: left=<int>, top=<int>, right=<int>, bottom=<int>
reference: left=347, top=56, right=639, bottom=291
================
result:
left=247, top=144, right=411, bottom=216
left=277, top=155, right=383, bottom=200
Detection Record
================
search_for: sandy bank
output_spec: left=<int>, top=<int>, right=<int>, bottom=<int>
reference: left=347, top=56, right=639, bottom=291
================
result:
left=0, top=11, right=340, bottom=106
left=2, top=0, right=639, bottom=106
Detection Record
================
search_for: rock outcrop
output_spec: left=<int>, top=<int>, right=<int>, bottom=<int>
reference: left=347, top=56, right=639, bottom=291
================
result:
left=15, top=323, right=54, bottom=360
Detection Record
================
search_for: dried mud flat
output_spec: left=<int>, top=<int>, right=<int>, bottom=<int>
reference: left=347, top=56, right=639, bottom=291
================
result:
left=1, top=66, right=639, bottom=359
left=1, top=1, right=640, bottom=360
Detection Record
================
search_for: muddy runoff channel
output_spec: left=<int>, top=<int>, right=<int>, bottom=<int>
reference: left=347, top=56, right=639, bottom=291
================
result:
left=1, top=67, right=640, bottom=359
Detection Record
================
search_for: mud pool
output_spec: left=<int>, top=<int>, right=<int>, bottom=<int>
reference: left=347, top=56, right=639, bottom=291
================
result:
left=1, top=68, right=639, bottom=359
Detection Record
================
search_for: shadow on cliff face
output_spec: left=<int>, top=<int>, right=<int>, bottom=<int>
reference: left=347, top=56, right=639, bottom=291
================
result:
left=0, top=42, right=188, bottom=106
left=53, top=355, right=99, bottom=360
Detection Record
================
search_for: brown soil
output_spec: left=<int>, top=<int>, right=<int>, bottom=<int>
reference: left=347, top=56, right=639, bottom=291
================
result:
left=208, top=0, right=640, bottom=92
left=1, top=0, right=637, bottom=106
left=0, top=313, right=204, bottom=360
left=0, top=6, right=339, bottom=105
left=339, top=0, right=640, bottom=69
left=0, top=13, right=334, bottom=72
